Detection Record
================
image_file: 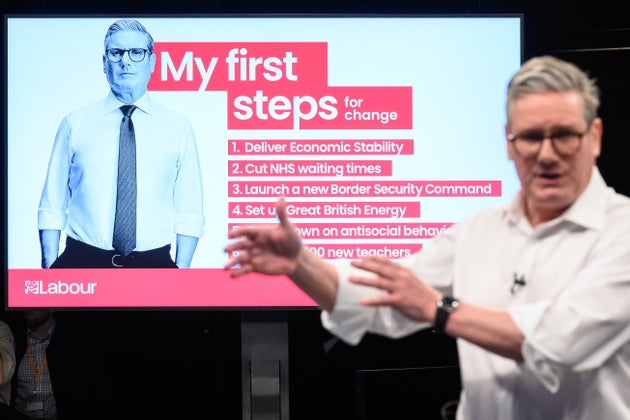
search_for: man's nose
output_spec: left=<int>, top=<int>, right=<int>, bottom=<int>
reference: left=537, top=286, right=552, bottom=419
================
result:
left=537, top=138, right=559, bottom=160
left=120, top=51, right=133, bottom=65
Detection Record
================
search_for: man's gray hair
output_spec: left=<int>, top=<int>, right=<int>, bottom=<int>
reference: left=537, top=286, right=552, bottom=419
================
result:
left=506, top=55, right=600, bottom=124
left=104, top=18, right=154, bottom=53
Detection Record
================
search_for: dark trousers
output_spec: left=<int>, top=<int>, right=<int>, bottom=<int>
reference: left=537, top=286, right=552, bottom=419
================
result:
left=51, top=237, right=178, bottom=268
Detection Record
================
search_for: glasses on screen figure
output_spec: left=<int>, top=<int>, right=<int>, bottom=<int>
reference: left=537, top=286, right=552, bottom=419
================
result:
left=105, top=48, right=149, bottom=63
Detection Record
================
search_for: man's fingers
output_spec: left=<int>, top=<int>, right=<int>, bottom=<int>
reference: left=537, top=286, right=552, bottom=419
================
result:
left=351, top=257, right=400, bottom=278
left=227, top=264, right=253, bottom=278
left=349, top=275, right=392, bottom=291
left=224, top=247, right=250, bottom=269
left=275, top=197, right=292, bottom=228
left=223, top=257, right=241, bottom=270
left=359, top=295, right=396, bottom=306
left=224, top=237, right=253, bottom=253
left=227, top=227, right=254, bottom=240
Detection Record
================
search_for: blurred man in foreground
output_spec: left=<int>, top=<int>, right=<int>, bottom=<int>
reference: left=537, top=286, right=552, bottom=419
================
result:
left=225, top=56, right=630, bottom=419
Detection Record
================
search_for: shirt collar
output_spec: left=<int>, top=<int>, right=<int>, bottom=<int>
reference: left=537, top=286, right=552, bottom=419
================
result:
left=27, top=319, right=56, bottom=344
left=504, top=166, right=608, bottom=232
left=104, top=90, right=153, bottom=115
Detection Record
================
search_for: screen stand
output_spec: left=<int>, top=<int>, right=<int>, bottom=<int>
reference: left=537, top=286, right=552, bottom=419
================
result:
left=241, top=311, right=290, bottom=420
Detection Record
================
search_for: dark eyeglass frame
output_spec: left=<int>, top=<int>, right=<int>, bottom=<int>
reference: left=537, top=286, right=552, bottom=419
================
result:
left=105, top=48, right=150, bottom=63
left=507, top=123, right=592, bottom=158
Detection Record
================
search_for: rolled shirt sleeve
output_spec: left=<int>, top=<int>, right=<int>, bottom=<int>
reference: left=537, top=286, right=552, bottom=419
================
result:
left=173, top=118, right=205, bottom=238
left=38, top=117, right=72, bottom=231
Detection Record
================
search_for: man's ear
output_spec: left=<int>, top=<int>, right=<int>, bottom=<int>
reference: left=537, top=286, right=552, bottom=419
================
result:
left=590, top=117, right=603, bottom=159
left=149, top=52, right=157, bottom=73
left=505, top=124, right=515, bottom=161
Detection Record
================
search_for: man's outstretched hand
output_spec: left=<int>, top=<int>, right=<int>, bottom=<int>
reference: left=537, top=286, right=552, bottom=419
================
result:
left=224, top=198, right=303, bottom=278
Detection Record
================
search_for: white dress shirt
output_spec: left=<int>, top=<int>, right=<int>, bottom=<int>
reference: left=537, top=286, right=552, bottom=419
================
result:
left=322, top=167, right=630, bottom=420
left=38, top=91, right=204, bottom=251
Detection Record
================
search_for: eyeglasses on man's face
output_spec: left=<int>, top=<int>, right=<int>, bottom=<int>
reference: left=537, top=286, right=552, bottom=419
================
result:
left=105, top=48, right=150, bottom=63
left=507, top=125, right=591, bottom=158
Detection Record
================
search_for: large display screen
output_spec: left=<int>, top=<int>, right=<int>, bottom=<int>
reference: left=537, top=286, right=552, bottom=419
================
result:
left=4, top=15, right=522, bottom=308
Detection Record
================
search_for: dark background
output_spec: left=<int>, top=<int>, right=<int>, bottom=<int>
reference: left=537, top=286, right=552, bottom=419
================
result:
left=2, top=1, right=629, bottom=419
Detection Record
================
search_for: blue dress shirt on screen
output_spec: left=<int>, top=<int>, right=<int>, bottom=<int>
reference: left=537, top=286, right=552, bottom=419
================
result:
left=323, top=168, right=630, bottom=420
left=38, top=92, right=204, bottom=251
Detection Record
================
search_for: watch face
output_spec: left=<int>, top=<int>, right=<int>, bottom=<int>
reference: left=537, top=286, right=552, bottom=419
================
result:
left=439, top=296, right=459, bottom=313
left=434, top=295, right=459, bottom=333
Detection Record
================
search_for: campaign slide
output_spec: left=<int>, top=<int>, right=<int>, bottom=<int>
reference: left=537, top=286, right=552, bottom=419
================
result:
left=5, top=16, right=522, bottom=308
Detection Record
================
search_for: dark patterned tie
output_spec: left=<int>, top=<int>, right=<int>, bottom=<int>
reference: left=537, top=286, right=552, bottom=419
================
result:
left=112, top=105, right=137, bottom=256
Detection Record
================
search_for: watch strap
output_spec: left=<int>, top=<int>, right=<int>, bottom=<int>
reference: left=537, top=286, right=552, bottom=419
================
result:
left=433, top=295, right=459, bottom=333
